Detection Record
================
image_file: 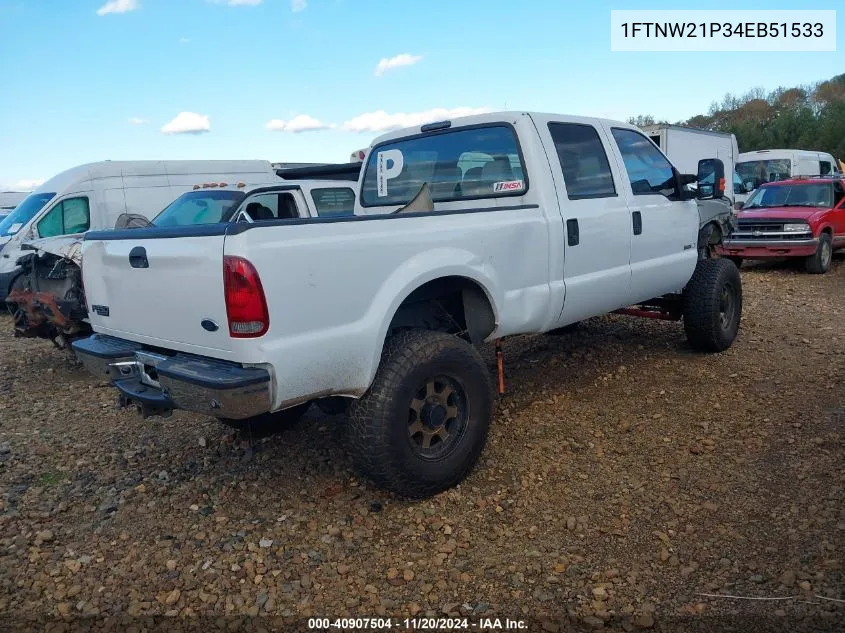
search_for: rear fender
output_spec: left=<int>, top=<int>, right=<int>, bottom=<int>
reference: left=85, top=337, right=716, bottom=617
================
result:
left=363, top=247, right=500, bottom=387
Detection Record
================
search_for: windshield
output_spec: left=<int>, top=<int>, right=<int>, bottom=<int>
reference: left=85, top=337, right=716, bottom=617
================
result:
left=152, top=190, right=247, bottom=227
left=0, top=192, right=55, bottom=237
left=736, top=159, right=791, bottom=189
left=743, top=183, right=832, bottom=209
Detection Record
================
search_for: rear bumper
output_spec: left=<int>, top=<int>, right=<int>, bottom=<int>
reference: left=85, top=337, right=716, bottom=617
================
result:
left=717, top=238, right=818, bottom=258
left=71, top=334, right=272, bottom=420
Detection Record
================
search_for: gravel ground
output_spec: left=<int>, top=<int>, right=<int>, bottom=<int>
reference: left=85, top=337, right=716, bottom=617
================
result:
left=0, top=256, right=843, bottom=633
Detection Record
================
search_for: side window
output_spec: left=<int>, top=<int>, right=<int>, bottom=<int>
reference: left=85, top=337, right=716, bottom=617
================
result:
left=834, top=182, right=844, bottom=206
left=820, top=160, right=832, bottom=176
left=611, top=128, right=676, bottom=196
left=547, top=122, right=616, bottom=199
left=360, top=125, right=527, bottom=207
left=37, top=203, right=64, bottom=238
left=311, top=187, right=356, bottom=216
left=37, top=197, right=90, bottom=238
left=242, top=192, right=300, bottom=221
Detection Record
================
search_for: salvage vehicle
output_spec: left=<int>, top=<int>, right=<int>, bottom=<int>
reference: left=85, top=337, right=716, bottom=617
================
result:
left=735, top=149, right=842, bottom=207
left=0, top=160, right=289, bottom=303
left=72, top=111, right=743, bottom=499
left=6, top=178, right=359, bottom=349
left=717, top=175, right=845, bottom=274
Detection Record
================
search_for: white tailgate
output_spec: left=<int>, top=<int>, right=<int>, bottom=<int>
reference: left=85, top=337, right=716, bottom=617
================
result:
left=82, top=235, right=234, bottom=358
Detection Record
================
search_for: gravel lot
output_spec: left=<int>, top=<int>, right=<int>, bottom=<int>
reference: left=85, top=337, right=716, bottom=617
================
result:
left=1, top=256, right=843, bottom=632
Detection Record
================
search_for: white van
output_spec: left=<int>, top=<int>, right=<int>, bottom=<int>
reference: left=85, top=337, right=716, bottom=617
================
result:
left=735, top=149, right=842, bottom=206
left=0, top=160, right=279, bottom=300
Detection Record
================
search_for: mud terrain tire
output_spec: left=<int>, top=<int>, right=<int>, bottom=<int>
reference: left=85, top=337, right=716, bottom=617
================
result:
left=683, top=258, right=742, bottom=353
left=347, top=329, right=494, bottom=499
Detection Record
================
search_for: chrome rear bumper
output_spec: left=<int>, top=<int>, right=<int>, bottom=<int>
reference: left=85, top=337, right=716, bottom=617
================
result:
left=71, top=334, right=272, bottom=420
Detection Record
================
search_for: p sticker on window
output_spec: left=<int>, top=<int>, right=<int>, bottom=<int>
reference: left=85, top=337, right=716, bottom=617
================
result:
left=377, top=149, right=404, bottom=197
left=493, top=180, right=524, bottom=193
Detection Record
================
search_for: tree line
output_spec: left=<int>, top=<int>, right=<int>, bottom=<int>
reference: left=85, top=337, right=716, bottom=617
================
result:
left=629, top=73, right=845, bottom=160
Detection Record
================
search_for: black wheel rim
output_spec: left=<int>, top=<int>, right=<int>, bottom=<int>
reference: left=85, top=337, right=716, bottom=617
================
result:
left=719, top=282, right=736, bottom=331
left=407, top=376, right=469, bottom=460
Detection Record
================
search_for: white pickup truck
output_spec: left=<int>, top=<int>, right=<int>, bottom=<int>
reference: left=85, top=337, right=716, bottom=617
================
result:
left=72, top=111, right=742, bottom=499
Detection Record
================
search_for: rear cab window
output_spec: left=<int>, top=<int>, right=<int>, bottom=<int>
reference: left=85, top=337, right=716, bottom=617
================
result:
left=360, top=125, right=527, bottom=208
left=311, top=187, right=356, bottom=216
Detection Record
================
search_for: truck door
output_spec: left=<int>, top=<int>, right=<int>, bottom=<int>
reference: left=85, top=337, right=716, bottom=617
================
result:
left=605, top=125, right=698, bottom=302
left=531, top=116, right=633, bottom=325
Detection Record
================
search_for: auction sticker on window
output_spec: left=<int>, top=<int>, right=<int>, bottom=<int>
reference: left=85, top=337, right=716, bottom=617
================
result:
left=493, top=180, right=524, bottom=193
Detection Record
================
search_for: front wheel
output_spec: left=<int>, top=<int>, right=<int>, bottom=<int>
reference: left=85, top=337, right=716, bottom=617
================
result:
left=218, top=401, right=312, bottom=435
left=725, top=256, right=743, bottom=269
left=804, top=233, right=832, bottom=274
left=347, top=329, right=494, bottom=499
left=682, top=258, right=742, bottom=353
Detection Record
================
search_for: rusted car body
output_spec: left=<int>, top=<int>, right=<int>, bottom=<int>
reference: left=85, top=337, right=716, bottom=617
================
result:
left=5, top=237, right=89, bottom=349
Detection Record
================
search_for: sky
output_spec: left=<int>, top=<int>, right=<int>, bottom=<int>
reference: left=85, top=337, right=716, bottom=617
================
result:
left=0, top=0, right=841, bottom=190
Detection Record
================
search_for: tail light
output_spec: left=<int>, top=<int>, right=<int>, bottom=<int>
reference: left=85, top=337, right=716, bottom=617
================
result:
left=223, top=255, right=269, bottom=337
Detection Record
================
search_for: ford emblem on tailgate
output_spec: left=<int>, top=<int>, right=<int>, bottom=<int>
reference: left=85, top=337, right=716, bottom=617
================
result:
left=201, top=318, right=219, bottom=332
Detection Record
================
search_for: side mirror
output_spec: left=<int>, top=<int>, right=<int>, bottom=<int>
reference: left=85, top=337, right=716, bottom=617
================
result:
left=697, top=158, right=725, bottom=200
left=744, top=182, right=754, bottom=193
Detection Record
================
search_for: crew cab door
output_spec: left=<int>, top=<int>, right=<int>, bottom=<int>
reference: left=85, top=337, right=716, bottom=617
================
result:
left=531, top=115, right=633, bottom=325
left=605, top=126, right=698, bottom=302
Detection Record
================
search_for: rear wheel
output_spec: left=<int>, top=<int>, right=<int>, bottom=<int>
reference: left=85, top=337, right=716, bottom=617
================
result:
left=347, top=329, right=494, bottom=499
left=218, top=401, right=311, bottom=436
left=682, top=258, right=742, bottom=353
left=804, top=233, right=832, bottom=274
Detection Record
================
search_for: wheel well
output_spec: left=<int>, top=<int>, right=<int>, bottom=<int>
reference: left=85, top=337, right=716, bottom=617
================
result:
left=821, top=226, right=833, bottom=236
left=387, top=276, right=496, bottom=344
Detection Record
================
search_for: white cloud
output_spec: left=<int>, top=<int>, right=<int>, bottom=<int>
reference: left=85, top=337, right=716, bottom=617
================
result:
left=179, top=37, right=191, bottom=44
left=128, top=117, right=147, bottom=125
left=161, top=112, right=211, bottom=135
left=265, top=114, right=331, bottom=133
left=374, top=53, right=423, bottom=77
left=291, top=0, right=307, bottom=12
left=96, top=0, right=139, bottom=16
left=3, top=179, right=44, bottom=191
left=342, top=107, right=490, bottom=134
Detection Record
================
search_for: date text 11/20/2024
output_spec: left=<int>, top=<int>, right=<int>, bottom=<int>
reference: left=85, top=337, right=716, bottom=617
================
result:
left=307, top=617, right=528, bottom=630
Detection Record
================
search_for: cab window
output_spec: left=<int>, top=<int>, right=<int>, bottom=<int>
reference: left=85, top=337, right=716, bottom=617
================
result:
left=311, top=187, right=356, bottom=216
left=610, top=128, right=675, bottom=196
left=548, top=122, right=617, bottom=199
left=360, top=125, right=527, bottom=207
left=37, top=197, right=90, bottom=238
left=240, top=192, right=300, bottom=221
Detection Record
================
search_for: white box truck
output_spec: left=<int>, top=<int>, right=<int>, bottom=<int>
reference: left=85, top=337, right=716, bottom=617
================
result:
left=641, top=125, right=742, bottom=206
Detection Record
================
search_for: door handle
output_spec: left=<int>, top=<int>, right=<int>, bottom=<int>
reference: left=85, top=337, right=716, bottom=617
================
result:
left=129, top=246, right=149, bottom=268
left=632, top=211, right=642, bottom=235
left=566, top=219, right=579, bottom=246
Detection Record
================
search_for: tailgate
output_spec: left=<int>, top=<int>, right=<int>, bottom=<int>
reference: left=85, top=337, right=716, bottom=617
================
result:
left=82, top=227, right=234, bottom=358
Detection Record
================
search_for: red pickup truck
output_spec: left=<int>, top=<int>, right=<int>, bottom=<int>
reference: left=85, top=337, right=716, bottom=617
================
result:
left=717, top=176, right=845, bottom=274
